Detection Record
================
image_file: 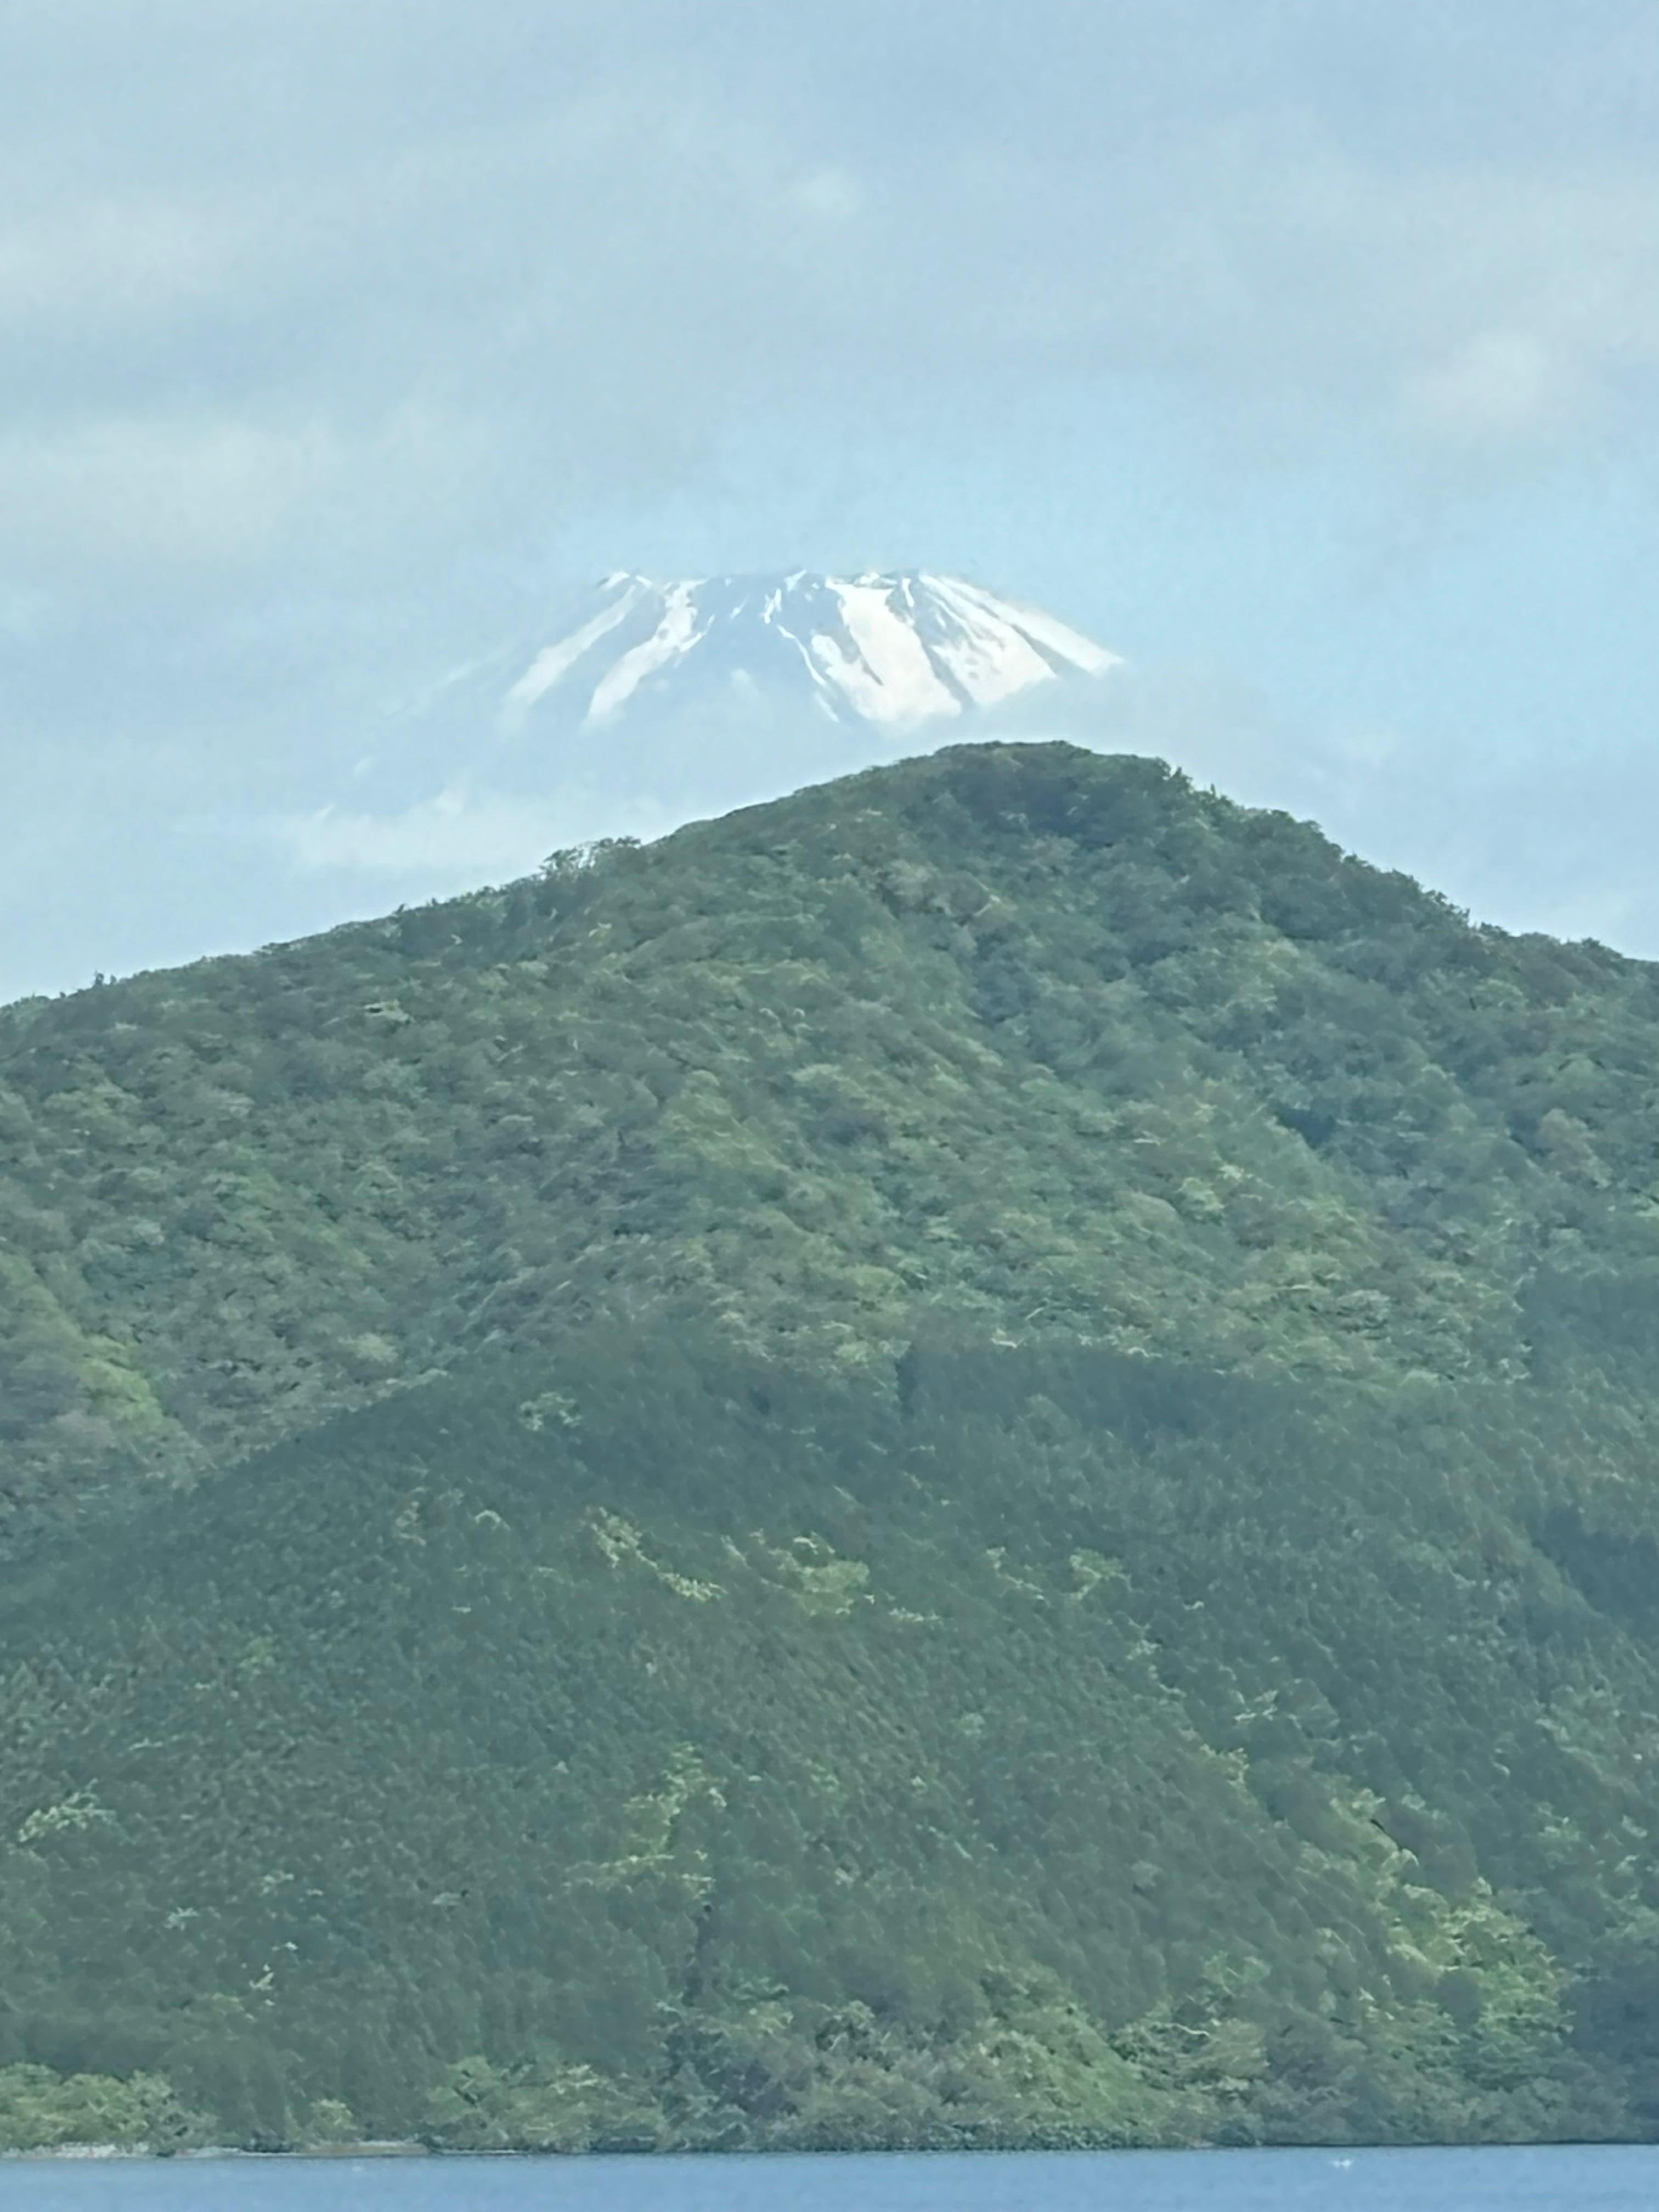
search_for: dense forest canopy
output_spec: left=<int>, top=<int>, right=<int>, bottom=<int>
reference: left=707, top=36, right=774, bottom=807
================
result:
left=5, top=744, right=1659, bottom=1539
left=5, top=744, right=1659, bottom=2150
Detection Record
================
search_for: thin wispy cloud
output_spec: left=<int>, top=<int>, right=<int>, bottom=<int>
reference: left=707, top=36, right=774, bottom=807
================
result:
left=2, top=5, right=1652, bottom=581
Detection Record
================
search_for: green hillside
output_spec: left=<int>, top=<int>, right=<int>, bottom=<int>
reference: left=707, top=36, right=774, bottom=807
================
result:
left=4, top=743, right=1659, bottom=1539
left=6, top=742, right=1659, bottom=2151
left=5, top=1327, right=1659, bottom=2150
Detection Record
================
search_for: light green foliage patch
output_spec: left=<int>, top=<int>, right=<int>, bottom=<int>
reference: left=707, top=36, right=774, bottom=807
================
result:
left=0, top=2064, right=203, bottom=2152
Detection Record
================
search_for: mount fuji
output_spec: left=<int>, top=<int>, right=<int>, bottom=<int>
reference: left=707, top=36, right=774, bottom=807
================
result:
left=496, top=571, right=1122, bottom=741
left=309, top=572, right=1126, bottom=892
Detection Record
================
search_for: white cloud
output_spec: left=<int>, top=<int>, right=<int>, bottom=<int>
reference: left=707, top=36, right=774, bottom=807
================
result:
left=275, top=782, right=677, bottom=879
left=281, top=787, right=556, bottom=877
left=1404, top=332, right=1566, bottom=444
left=884, top=139, right=1659, bottom=450
left=0, top=582, right=55, bottom=640
left=0, top=196, right=230, bottom=329
left=0, top=400, right=500, bottom=570
left=3, top=25, right=1656, bottom=587
left=0, top=416, right=340, bottom=565
left=793, top=167, right=864, bottom=223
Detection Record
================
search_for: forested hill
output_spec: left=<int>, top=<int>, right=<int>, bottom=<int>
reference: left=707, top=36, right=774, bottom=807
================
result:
left=4, top=742, right=1659, bottom=1537
left=7, top=1324, right=1659, bottom=2151
left=10, top=743, right=1659, bottom=2152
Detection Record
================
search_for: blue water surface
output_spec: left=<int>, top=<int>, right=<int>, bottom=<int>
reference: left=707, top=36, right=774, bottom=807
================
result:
left=1, top=2146, right=1655, bottom=2211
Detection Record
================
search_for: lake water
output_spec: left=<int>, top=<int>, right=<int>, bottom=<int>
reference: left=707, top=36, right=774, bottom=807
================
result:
left=1, top=2147, right=1656, bottom=2211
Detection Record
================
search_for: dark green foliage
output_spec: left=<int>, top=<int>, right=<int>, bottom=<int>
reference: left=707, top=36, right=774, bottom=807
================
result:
left=7, top=743, right=1659, bottom=2148
left=1, top=1324, right=1658, bottom=2149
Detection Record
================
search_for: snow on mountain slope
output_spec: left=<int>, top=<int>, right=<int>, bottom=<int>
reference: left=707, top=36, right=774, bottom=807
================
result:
left=501, top=572, right=1121, bottom=737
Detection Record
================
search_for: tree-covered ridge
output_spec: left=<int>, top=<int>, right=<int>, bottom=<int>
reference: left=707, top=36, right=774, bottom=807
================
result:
left=4, top=743, right=1659, bottom=1538
left=8, top=744, right=1659, bottom=2151
left=4, top=1328, right=1659, bottom=2151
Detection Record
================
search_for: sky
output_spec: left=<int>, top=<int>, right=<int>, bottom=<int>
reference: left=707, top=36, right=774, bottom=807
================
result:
left=3, top=0, right=1659, bottom=1002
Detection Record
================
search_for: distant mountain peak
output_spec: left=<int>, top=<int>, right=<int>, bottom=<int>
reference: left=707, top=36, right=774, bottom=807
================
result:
left=501, top=571, right=1122, bottom=737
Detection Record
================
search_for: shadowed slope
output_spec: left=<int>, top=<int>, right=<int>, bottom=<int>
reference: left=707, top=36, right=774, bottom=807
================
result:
left=3, top=1325, right=1657, bottom=2149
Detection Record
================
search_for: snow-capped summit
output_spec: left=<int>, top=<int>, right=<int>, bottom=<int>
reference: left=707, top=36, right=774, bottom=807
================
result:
left=501, top=571, right=1121, bottom=738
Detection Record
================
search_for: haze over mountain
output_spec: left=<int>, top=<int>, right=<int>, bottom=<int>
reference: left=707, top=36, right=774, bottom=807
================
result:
left=278, top=570, right=1127, bottom=930
left=9, top=0, right=1659, bottom=1019
left=366, top=568, right=1125, bottom=847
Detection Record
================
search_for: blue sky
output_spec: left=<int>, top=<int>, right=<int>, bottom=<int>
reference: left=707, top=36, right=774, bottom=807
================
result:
left=2, top=1, right=1657, bottom=998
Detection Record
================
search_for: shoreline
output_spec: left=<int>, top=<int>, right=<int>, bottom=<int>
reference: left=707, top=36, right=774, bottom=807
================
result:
left=5, top=2137, right=1657, bottom=2163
